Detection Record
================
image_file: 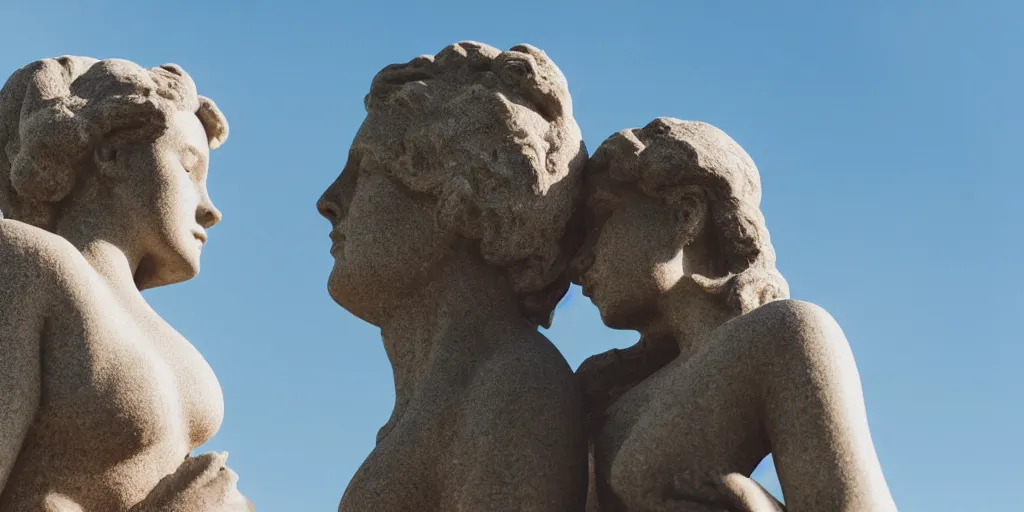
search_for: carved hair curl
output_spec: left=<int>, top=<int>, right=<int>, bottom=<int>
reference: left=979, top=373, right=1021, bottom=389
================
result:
left=587, top=118, right=789, bottom=314
left=354, top=41, right=587, bottom=327
left=0, top=56, right=228, bottom=230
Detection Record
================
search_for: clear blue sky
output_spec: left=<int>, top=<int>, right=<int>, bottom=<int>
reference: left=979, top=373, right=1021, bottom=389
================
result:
left=2, top=1, right=1020, bottom=510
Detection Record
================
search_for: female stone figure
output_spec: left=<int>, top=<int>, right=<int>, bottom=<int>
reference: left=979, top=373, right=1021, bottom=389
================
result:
left=572, top=118, right=896, bottom=511
left=317, top=42, right=589, bottom=511
left=0, top=57, right=251, bottom=511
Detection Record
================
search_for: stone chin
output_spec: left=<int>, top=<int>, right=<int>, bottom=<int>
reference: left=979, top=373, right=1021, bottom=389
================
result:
left=325, top=264, right=377, bottom=325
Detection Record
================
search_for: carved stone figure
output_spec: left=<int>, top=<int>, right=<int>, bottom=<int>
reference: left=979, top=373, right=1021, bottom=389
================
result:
left=317, top=41, right=589, bottom=511
left=571, top=118, right=897, bottom=511
left=0, top=57, right=252, bottom=511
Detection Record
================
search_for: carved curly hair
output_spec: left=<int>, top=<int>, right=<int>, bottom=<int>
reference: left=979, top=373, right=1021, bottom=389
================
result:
left=0, top=56, right=228, bottom=230
left=353, top=41, right=588, bottom=327
left=586, top=117, right=789, bottom=314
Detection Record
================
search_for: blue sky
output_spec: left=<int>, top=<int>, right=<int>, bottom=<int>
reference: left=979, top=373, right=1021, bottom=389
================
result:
left=2, top=1, right=1021, bottom=510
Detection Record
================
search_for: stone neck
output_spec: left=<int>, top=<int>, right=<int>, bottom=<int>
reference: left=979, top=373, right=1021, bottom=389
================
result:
left=376, top=252, right=533, bottom=438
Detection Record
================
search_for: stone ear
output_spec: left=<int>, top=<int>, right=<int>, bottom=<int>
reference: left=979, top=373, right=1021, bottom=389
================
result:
left=435, top=176, right=483, bottom=241
left=95, top=146, right=116, bottom=163
left=668, top=185, right=708, bottom=244
left=91, top=142, right=122, bottom=179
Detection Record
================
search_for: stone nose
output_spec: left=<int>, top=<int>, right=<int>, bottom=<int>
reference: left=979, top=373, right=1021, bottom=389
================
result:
left=568, top=250, right=594, bottom=283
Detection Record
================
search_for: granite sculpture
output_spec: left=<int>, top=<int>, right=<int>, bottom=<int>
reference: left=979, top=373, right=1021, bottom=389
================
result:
left=317, top=41, right=590, bottom=511
left=0, top=46, right=896, bottom=512
left=0, top=57, right=252, bottom=511
left=571, top=118, right=897, bottom=511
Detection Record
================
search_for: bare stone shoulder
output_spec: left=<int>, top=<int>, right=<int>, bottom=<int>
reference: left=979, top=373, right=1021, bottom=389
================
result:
left=479, top=331, right=578, bottom=396
left=0, top=219, right=88, bottom=293
left=716, top=298, right=849, bottom=357
left=465, top=333, right=581, bottom=442
left=0, top=220, right=60, bottom=491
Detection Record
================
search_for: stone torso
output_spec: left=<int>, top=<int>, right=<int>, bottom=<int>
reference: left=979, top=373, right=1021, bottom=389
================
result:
left=340, top=335, right=586, bottom=512
left=339, top=370, right=458, bottom=512
left=593, top=311, right=782, bottom=511
left=0, top=225, right=224, bottom=511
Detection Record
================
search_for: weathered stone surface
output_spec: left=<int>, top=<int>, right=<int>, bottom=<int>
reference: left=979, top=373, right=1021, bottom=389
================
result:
left=571, top=118, right=896, bottom=511
left=317, top=41, right=589, bottom=511
left=0, top=57, right=251, bottom=511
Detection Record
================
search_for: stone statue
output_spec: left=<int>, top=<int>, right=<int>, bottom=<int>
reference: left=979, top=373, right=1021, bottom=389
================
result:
left=0, top=57, right=252, bottom=511
left=571, top=118, right=897, bottom=511
left=317, top=41, right=589, bottom=511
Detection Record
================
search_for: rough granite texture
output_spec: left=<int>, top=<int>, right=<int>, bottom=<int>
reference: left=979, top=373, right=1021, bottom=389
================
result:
left=0, top=51, right=896, bottom=512
left=570, top=118, right=897, bottom=511
left=0, top=57, right=252, bottom=511
left=317, top=41, right=590, bottom=511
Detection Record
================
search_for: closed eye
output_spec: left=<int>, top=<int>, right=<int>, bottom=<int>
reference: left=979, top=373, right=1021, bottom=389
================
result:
left=180, top=146, right=207, bottom=175
left=180, top=156, right=196, bottom=174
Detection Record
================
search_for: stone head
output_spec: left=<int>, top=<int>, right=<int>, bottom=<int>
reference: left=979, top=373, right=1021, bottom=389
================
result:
left=318, top=41, right=587, bottom=328
left=569, top=118, right=789, bottom=330
left=0, top=56, right=229, bottom=289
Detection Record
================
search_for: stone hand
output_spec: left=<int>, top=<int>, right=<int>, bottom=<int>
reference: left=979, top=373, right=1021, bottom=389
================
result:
left=43, top=493, right=85, bottom=511
left=577, top=346, right=650, bottom=405
left=714, top=473, right=786, bottom=512
left=652, top=473, right=786, bottom=512
left=577, top=348, right=624, bottom=386
left=129, top=452, right=254, bottom=512
left=576, top=350, right=625, bottom=415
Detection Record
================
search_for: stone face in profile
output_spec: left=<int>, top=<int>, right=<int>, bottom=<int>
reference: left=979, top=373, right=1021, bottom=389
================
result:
left=0, top=57, right=251, bottom=511
left=318, top=41, right=589, bottom=511
left=571, top=118, right=897, bottom=511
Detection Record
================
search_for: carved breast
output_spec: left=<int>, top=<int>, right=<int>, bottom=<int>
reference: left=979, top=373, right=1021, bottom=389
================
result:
left=340, top=398, right=448, bottom=511
left=35, top=277, right=224, bottom=472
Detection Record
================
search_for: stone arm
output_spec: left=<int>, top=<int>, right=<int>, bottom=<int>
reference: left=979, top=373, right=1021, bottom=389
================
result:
left=739, top=300, right=896, bottom=511
left=128, top=453, right=254, bottom=512
left=575, top=334, right=679, bottom=431
left=0, top=229, right=48, bottom=497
